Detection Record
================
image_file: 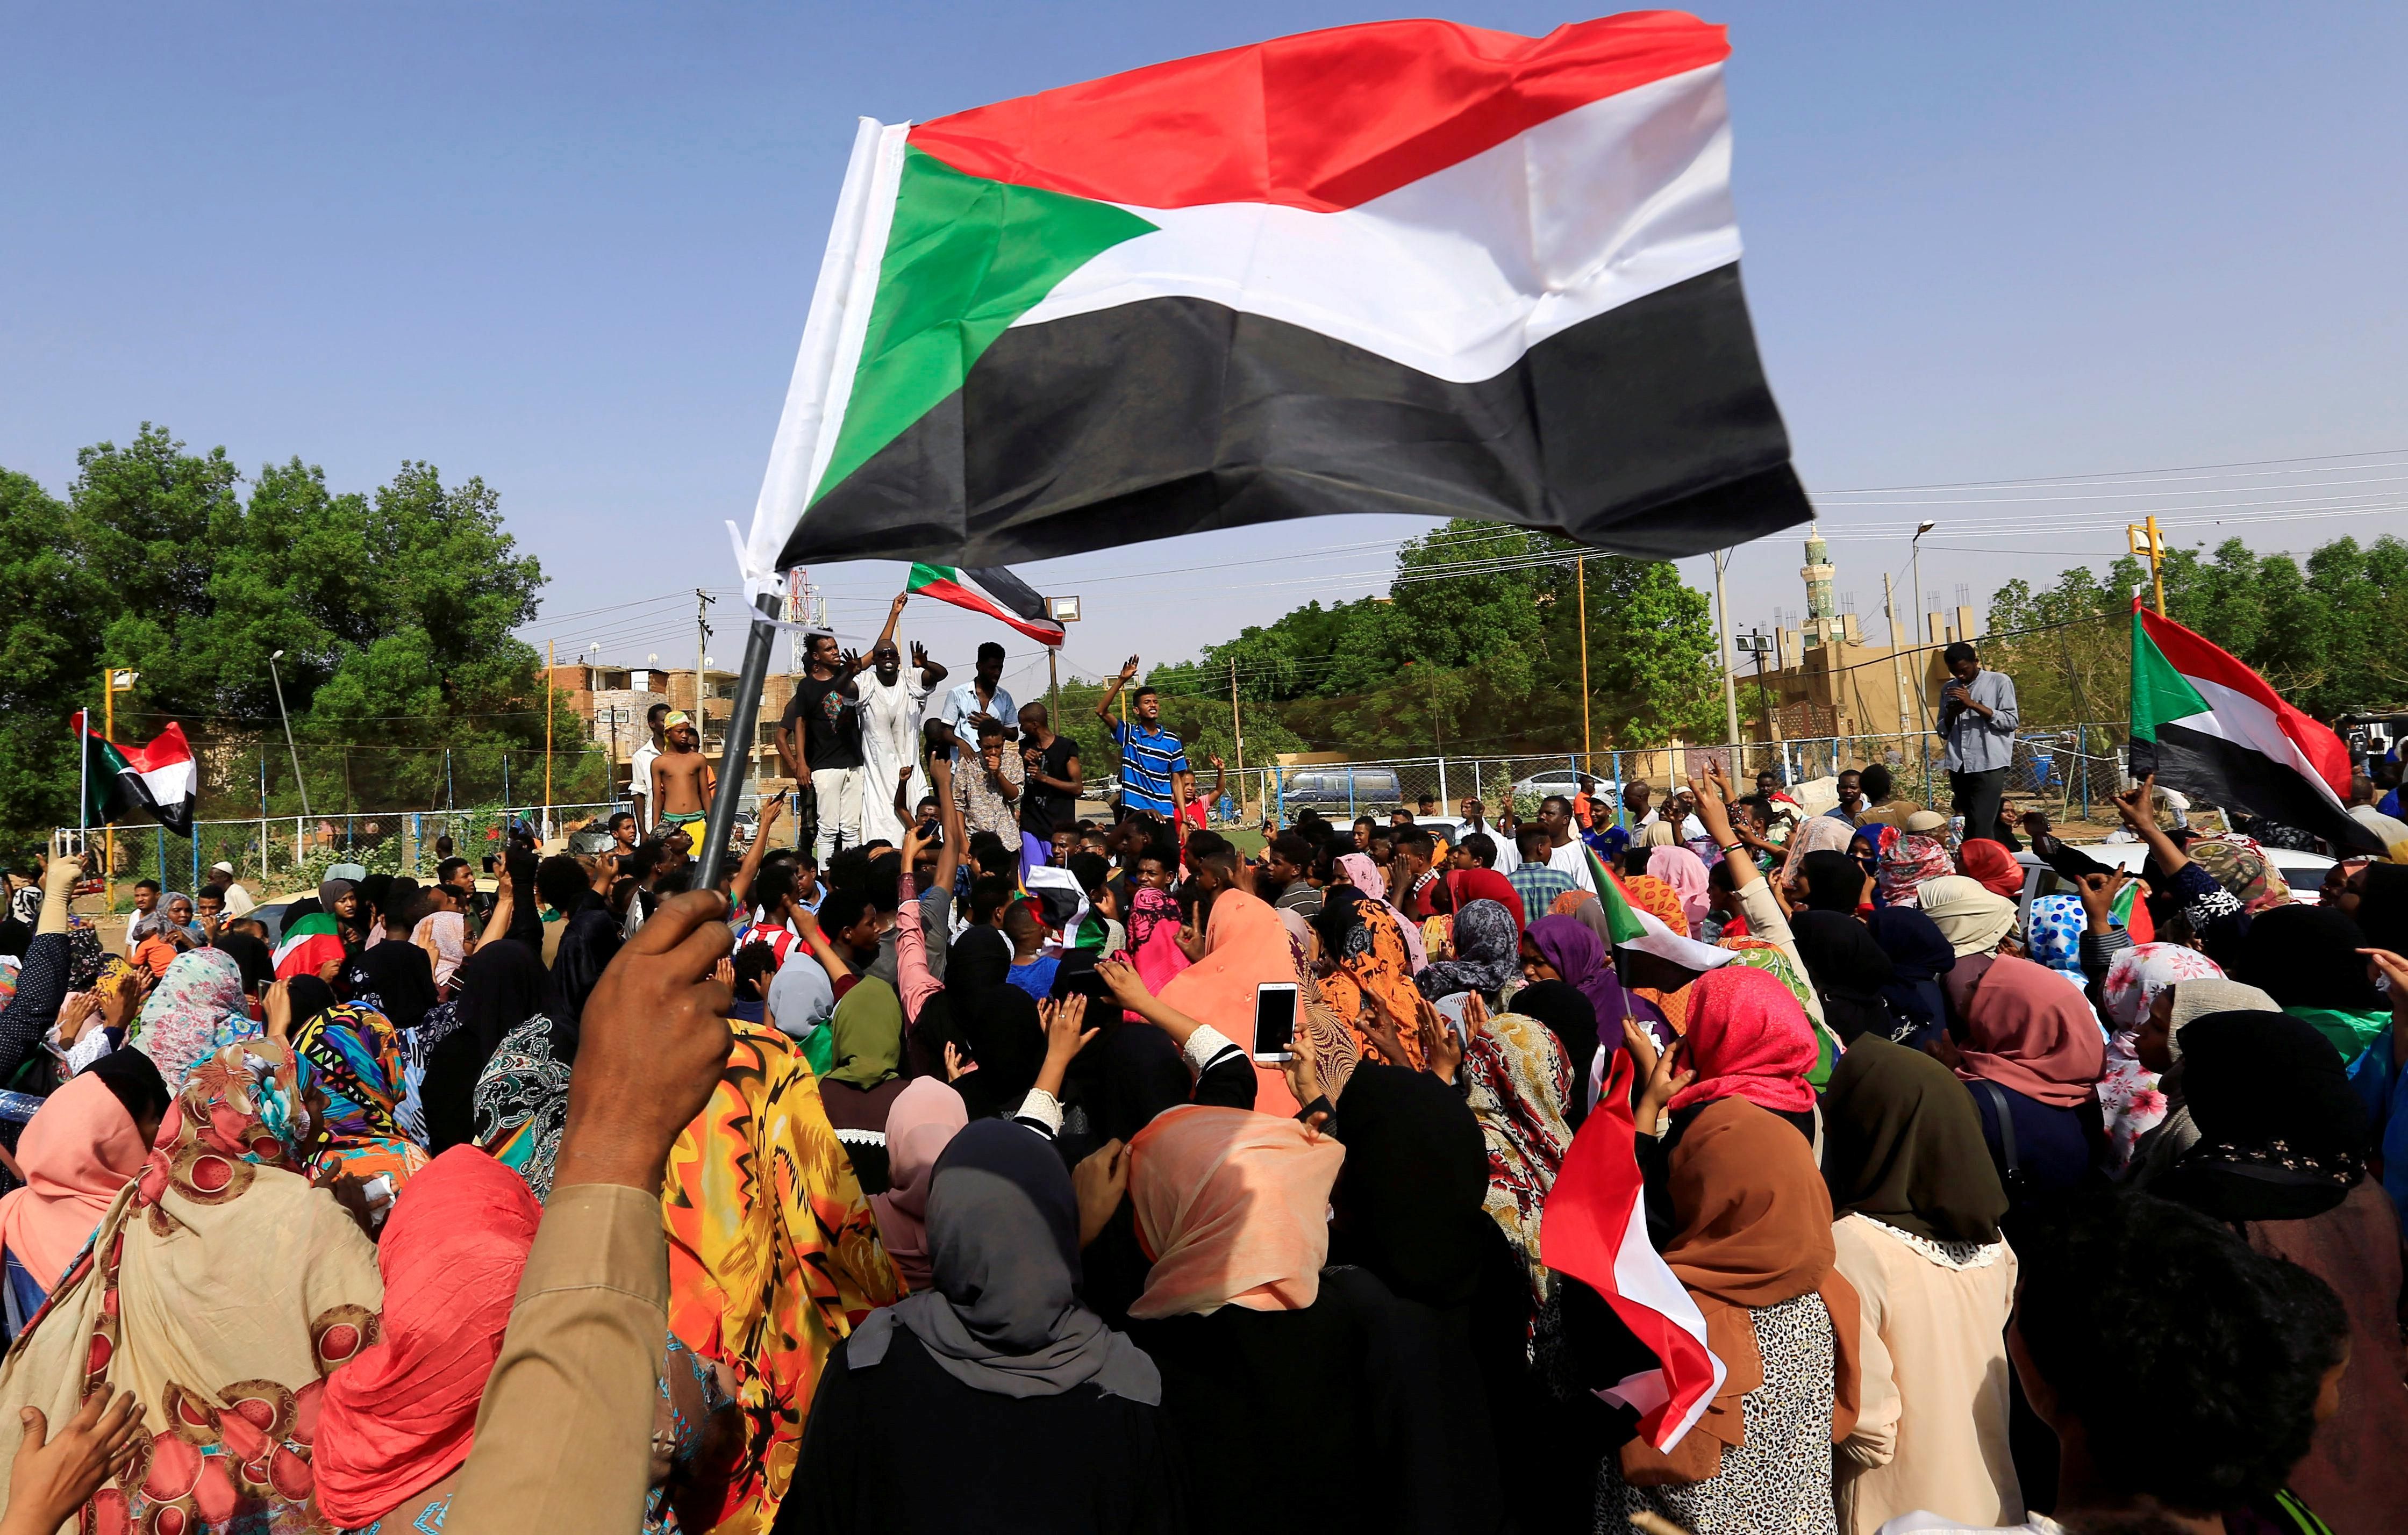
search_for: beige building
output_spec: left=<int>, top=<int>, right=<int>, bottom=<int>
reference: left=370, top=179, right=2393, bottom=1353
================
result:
left=544, top=663, right=799, bottom=799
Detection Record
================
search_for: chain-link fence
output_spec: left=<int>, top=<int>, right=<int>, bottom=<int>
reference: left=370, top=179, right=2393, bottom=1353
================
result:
left=52, top=801, right=622, bottom=906
left=1214, top=723, right=2134, bottom=829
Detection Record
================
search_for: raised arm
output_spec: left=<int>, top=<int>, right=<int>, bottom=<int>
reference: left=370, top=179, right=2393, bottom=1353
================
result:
left=930, top=756, right=964, bottom=897
left=872, top=592, right=908, bottom=658
left=727, top=792, right=784, bottom=911
left=911, top=641, right=948, bottom=688
left=1095, top=655, right=1139, bottom=721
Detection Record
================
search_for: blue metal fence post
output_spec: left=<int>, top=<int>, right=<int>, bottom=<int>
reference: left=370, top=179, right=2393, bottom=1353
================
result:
left=191, top=828, right=199, bottom=895
left=1347, top=766, right=1356, bottom=817
left=502, top=753, right=511, bottom=817
left=155, top=826, right=165, bottom=887
left=1612, top=750, right=1626, bottom=828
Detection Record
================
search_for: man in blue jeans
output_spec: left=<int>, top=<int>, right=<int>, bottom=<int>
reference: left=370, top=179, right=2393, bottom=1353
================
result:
left=1094, top=655, right=1191, bottom=821
left=1939, top=641, right=2019, bottom=847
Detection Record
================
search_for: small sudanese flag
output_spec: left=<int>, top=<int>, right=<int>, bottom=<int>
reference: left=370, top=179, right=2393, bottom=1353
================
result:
left=742, top=11, right=1811, bottom=573
left=77, top=714, right=197, bottom=836
left=906, top=564, right=1065, bottom=645
left=273, top=913, right=347, bottom=981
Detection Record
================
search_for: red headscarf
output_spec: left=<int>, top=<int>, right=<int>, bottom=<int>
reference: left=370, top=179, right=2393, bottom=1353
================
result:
left=312, top=1146, right=542, bottom=1524
left=1955, top=839, right=2026, bottom=899
left=1667, top=964, right=1819, bottom=1116
left=1446, top=867, right=1525, bottom=933
left=1953, top=955, right=2106, bottom=1109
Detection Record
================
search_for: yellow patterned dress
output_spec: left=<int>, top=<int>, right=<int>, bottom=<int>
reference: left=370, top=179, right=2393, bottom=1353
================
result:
left=662, top=1019, right=903, bottom=1535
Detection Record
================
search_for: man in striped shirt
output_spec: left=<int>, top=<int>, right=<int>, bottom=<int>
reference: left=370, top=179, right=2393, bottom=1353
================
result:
left=1095, top=655, right=1191, bottom=820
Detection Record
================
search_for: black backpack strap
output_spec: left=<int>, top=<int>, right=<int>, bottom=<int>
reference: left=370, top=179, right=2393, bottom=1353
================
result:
left=1976, top=1078, right=2020, bottom=1184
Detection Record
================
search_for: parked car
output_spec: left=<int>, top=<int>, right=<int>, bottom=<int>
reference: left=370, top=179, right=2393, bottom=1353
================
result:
left=1277, top=766, right=1403, bottom=813
left=2014, top=842, right=2333, bottom=922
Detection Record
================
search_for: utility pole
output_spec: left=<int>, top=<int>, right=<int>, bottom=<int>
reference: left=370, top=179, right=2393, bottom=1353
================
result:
left=1576, top=556, right=1592, bottom=759
left=543, top=640, right=555, bottom=843
left=1712, top=548, right=1740, bottom=750
left=1228, top=656, right=1245, bottom=789
left=1048, top=649, right=1061, bottom=736
left=695, top=587, right=717, bottom=756
left=2127, top=517, right=2167, bottom=615
left=1884, top=572, right=1913, bottom=738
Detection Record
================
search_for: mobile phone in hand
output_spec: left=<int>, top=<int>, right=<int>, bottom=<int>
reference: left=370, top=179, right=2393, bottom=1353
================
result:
left=1253, top=982, right=1299, bottom=1063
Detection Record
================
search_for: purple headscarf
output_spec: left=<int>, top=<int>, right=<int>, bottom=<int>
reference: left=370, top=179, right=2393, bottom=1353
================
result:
left=1524, top=914, right=1670, bottom=1049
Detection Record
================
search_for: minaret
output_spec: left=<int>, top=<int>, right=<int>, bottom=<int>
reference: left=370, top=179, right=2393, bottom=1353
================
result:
left=1800, top=521, right=1838, bottom=645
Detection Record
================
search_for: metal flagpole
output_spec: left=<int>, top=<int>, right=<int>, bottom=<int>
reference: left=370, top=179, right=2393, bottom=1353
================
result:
left=1712, top=548, right=1740, bottom=749
left=692, top=591, right=783, bottom=890
left=1577, top=556, right=1591, bottom=757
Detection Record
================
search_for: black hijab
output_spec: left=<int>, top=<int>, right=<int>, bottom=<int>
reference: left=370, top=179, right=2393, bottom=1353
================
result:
left=1327, top=1063, right=1492, bottom=1306
left=2350, top=862, right=2408, bottom=958
left=1789, top=910, right=1897, bottom=1043
left=1084, top=1024, right=1191, bottom=1148
left=343, top=941, right=438, bottom=1034
left=1821, top=1036, right=2006, bottom=1244
left=81, top=1046, right=171, bottom=1130
left=2235, top=904, right=2381, bottom=1013
left=947, top=928, right=1012, bottom=996
left=211, top=931, right=275, bottom=996
left=420, top=942, right=553, bottom=1152
left=1509, top=980, right=1600, bottom=1128
left=1866, top=907, right=1955, bottom=1034
left=953, top=986, right=1045, bottom=1122
left=1800, top=850, right=1866, bottom=913
left=1311, top=885, right=1370, bottom=957
left=283, top=975, right=341, bottom=1032
left=2159, top=1010, right=2369, bottom=1223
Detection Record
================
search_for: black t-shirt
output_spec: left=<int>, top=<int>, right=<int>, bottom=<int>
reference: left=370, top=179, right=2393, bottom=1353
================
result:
left=784, top=671, right=863, bottom=773
left=1019, top=734, right=1078, bottom=838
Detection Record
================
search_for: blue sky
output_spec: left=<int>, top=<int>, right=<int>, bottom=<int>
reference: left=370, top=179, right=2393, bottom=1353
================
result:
left=8, top=3, right=2405, bottom=714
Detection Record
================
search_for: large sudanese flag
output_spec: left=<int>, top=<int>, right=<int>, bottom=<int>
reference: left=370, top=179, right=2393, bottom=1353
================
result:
left=735, top=10, right=1812, bottom=580
left=2128, top=598, right=2386, bottom=855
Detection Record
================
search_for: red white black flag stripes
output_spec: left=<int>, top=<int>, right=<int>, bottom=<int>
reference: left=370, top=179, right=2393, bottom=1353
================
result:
left=2128, top=599, right=2383, bottom=855
left=75, top=714, right=197, bottom=836
left=735, top=11, right=1809, bottom=583
left=1539, top=1046, right=1724, bottom=1450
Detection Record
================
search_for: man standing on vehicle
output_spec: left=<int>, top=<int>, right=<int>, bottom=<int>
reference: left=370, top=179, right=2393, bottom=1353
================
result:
left=777, top=634, right=868, bottom=865
left=1939, top=641, right=2019, bottom=849
left=1095, top=656, right=1190, bottom=822
left=628, top=701, right=669, bottom=836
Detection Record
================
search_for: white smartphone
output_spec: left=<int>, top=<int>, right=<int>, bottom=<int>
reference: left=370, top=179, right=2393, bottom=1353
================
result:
left=1252, top=982, right=1299, bottom=1063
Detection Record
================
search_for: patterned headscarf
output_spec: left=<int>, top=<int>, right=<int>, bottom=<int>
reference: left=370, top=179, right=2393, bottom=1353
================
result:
left=2024, top=894, right=2088, bottom=978
left=2096, top=942, right=2225, bottom=1165
left=1335, top=853, right=1385, bottom=902
left=1127, top=886, right=1181, bottom=951
left=294, top=1002, right=427, bottom=1192
left=1876, top=835, right=1953, bottom=908
left=1646, top=848, right=1711, bottom=936
left=1413, top=898, right=1519, bottom=1001
left=1464, top=1013, right=1574, bottom=1307
left=471, top=1016, right=574, bottom=1203
left=130, top=948, right=253, bottom=1088
left=2188, top=840, right=2292, bottom=913
left=2102, top=942, right=2224, bottom=1031
left=65, top=926, right=108, bottom=991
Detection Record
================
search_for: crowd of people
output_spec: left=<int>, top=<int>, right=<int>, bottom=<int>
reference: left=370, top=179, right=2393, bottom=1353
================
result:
left=0, top=609, right=2400, bottom=1535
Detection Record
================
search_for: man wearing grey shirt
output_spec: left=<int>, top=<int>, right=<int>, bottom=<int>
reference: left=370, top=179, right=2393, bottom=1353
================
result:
left=1938, top=641, right=2019, bottom=848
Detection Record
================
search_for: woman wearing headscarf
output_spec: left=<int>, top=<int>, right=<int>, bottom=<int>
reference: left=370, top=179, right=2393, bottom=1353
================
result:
left=1523, top=915, right=1669, bottom=1063
left=2154, top=1009, right=2408, bottom=1532
left=471, top=1014, right=574, bottom=1203
left=1599, top=1096, right=1861, bottom=1535
left=1507, top=980, right=1605, bottom=1131
left=2122, top=977, right=2281, bottom=1190
left=1867, top=907, right=1954, bottom=1046
left=2021, top=892, right=2088, bottom=983
left=1781, top=811, right=1858, bottom=886
left=816, top=977, right=909, bottom=1175
left=664, top=1015, right=902, bottom=1535
left=1647, top=845, right=1712, bottom=937
left=212, top=928, right=275, bottom=1000
left=294, top=1000, right=428, bottom=1194
left=867, top=1077, right=968, bottom=1292
left=785, top=1120, right=1178, bottom=1534
left=1313, top=885, right=1425, bottom=1068
left=1125, top=884, right=1190, bottom=996
left=1412, top=898, right=1518, bottom=1006
left=1790, top=909, right=1902, bottom=1044
left=1323, top=1065, right=1527, bottom=1533
left=1874, top=835, right=1953, bottom=910
left=1123, top=1102, right=1483, bottom=1535
left=1945, top=954, right=2108, bottom=1211
left=1954, top=838, right=2026, bottom=900
left=1160, top=884, right=1310, bottom=1116
left=341, top=939, right=438, bottom=1035
left=2093, top=943, right=2223, bottom=1166
left=0, top=1063, right=160, bottom=1337
left=1821, top=1037, right=2019, bottom=1533
left=1915, top=875, right=2020, bottom=964
left=1454, top=1001, right=1574, bottom=1308
left=1800, top=849, right=1868, bottom=916
left=128, top=946, right=252, bottom=1088
left=2187, top=837, right=2292, bottom=913
left=417, top=940, right=551, bottom=1153
left=2234, top=903, right=2387, bottom=1067
left=313, top=1146, right=546, bottom=1531
left=1445, top=866, right=1526, bottom=934
left=0, top=1039, right=384, bottom=1534
left=1666, top=963, right=1821, bottom=1145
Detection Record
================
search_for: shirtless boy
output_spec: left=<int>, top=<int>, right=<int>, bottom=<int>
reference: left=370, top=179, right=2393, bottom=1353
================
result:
left=650, top=711, right=716, bottom=841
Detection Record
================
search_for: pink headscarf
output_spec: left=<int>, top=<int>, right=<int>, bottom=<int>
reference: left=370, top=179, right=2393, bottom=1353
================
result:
left=869, top=1078, right=970, bottom=1291
left=1667, top=963, right=1820, bottom=1116
left=1954, top=955, right=2107, bottom=1108
left=1127, top=1104, right=1346, bottom=1319
left=1876, top=835, right=1954, bottom=907
left=2100, top=943, right=2224, bottom=1031
left=0, top=1072, right=148, bottom=1288
left=1646, top=847, right=1712, bottom=936
left=1336, top=853, right=1385, bottom=902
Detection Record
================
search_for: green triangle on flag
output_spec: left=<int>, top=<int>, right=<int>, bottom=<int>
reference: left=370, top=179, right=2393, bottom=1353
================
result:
left=2130, top=604, right=2209, bottom=744
left=1596, top=867, right=1652, bottom=948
